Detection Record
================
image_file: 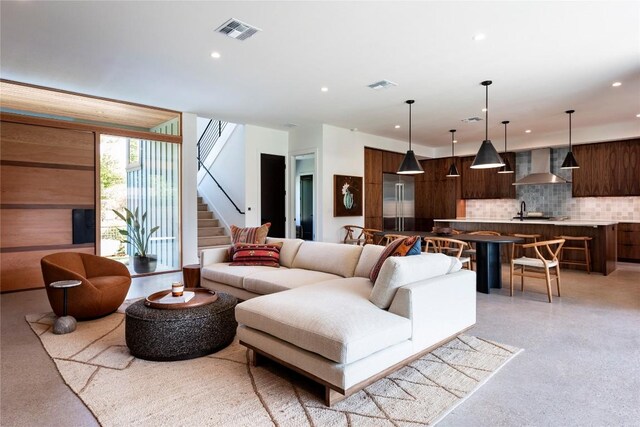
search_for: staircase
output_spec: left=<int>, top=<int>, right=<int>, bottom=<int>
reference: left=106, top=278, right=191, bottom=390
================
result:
left=197, top=195, right=231, bottom=252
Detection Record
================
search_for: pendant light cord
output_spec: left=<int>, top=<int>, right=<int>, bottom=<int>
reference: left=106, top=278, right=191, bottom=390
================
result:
left=451, top=130, right=455, bottom=157
left=409, top=102, right=412, bottom=151
left=504, top=123, right=507, bottom=152
left=569, top=112, right=572, bottom=150
left=485, top=84, right=489, bottom=141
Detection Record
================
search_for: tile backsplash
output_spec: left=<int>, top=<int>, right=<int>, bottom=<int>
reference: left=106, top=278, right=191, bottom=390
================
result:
left=464, top=147, right=640, bottom=221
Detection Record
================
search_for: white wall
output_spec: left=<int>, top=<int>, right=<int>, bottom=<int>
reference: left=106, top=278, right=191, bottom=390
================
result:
left=181, top=113, right=199, bottom=265
left=198, top=124, right=246, bottom=229
left=318, top=125, right=435, bottom=242
left=244, top=125, right=289, bottom=227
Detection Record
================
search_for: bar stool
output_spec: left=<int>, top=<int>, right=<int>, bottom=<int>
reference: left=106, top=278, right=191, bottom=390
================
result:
left=511, top=233, right=541, bottom=259
left=554, top=235, right=592, bottom=273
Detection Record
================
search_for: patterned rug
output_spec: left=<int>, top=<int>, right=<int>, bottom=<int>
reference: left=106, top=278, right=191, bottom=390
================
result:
left=27, top=311, right=521, bottom=426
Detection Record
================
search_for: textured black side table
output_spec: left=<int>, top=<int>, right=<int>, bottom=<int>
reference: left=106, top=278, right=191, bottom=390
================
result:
left=125, top=292, right=237, bottom=361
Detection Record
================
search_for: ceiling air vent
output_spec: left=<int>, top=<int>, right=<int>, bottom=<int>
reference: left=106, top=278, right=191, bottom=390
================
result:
left=367, top=80, right=398, bottom=90
left=461, top=117, right=483, bottom=123
left=216, top=18, right=262, bottom=41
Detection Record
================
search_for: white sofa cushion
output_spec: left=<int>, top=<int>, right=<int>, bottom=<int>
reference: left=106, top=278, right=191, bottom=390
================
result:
left=236, top=277, right=412, bottom=364
left=353, top=244, right=386, bottom=278
left=201, top=263, right=287, bottom=289
left=265, top=237, right=304, bottom=268
left=292, top=241, right=362, bottom=278
left=243, top=268, right=341, bottom=295
left=370, top=253, right=462, bottom=309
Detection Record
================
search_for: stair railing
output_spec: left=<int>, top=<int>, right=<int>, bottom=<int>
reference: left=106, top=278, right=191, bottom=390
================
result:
left=197, top=158, right=245, bottom=215
left=197, top=119, right=228, bottom=170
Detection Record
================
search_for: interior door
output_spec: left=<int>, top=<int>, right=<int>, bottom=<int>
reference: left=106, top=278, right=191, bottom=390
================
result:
left=260, top=153, right=286, bottom=237
left=300, top=174, right=313, bottom=240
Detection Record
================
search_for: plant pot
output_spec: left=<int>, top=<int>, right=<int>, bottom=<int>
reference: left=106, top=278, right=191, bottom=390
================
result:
left=133, top=255, right=157, bottom=274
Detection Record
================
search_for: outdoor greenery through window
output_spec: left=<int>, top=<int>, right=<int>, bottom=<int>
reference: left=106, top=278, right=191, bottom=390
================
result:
left=100, top=135, right=180, bottom=274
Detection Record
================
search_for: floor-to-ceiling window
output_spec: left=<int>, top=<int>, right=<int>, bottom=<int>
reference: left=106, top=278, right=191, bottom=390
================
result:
left=100, top=134, right=180, bottom=274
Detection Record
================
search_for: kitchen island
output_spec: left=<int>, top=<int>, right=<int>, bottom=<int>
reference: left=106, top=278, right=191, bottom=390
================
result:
left=434, top=218, right=617, bottom=275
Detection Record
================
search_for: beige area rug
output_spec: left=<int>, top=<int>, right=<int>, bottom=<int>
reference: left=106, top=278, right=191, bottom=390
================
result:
left=27, top=311, right=521, bottom=427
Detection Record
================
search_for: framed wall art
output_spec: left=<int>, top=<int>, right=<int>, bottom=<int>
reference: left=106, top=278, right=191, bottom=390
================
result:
left=334, top=175, right=363, bottom=217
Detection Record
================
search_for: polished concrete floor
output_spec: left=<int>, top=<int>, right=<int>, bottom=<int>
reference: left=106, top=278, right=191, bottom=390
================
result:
left=2, top=264, right=639, bottom=426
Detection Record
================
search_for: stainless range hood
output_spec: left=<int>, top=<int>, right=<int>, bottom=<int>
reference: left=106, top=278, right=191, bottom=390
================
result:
left=513, top=148, right=570, bottom=185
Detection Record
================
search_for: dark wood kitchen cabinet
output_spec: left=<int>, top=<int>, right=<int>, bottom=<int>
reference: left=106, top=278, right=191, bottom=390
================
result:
left=572, top=139, right=640, bottom=197
left=460, top=152, right=516, bottom=199
left=416, top=157, right=461, bottom=222
left=618, top=222, right=640, bottom=262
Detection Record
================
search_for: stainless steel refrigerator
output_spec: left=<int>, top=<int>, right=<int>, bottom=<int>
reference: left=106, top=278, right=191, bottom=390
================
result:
left=383, top=173, right=415, bottom=231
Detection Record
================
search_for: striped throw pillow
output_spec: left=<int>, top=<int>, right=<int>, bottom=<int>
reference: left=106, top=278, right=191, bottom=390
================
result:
left=231, top=223, right=271, bottom=244
left=230, top=242, right=282, bottom=267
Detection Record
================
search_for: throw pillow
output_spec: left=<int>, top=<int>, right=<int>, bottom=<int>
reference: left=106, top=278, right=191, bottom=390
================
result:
left=230, top=242, right=283, bottom=267
left=407, top=237, right=422, bottom=256
left=369, top=236, right=420, bottom=282
left=231, top=223, right=271, bottom=244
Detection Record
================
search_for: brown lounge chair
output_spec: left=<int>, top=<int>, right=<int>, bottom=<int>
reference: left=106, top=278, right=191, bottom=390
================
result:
left=41, top=253, right=132, bottom=320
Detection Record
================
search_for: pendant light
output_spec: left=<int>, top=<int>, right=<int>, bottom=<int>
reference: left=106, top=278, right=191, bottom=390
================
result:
left=446, top=129, right=460, bottom=177
left=471, top=80, right=505, bottom=169
left=497, top=120, right=514, bottom=174
left=397, top=100, right=424, bottom=174
left=561, top=109, right=579, bottom=169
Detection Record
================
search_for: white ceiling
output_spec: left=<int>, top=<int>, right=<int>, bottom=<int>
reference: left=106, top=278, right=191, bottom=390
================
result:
left=1, top=1, right=639, bottom=156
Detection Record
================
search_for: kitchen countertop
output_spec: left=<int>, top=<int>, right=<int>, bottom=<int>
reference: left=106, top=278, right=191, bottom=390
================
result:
left=434, top=218, right=618, bottom=226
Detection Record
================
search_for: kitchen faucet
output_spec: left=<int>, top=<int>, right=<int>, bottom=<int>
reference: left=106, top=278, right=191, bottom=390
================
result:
left=519, top=201, right=526, bottom=220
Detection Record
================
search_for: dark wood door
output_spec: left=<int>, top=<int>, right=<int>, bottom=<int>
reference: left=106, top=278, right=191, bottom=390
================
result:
left=300, top=174, right=313, bottom=240
left=260, top=154, right=286, bottom=237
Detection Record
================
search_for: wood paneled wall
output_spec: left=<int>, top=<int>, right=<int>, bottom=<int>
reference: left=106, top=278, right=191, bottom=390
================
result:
left=0, top=119, right=96, bottom=291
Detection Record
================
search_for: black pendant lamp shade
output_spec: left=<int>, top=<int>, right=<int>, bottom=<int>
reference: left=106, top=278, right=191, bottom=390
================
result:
left=561, top=110, right=579, bottom=169
left=498, top=120, right=514, bottom=174
left=446, top=129, right=460, bottom=177
left=471, top=81, right=505, bottom=169
left=397, top=100, right=424, bottom=174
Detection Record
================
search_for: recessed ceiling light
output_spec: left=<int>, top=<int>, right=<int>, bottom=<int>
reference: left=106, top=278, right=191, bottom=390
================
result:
left=636, top=113, right=640, bottom=118
left=210, top=52, right=221, bottom=59
left=612, top=81, right=622, bottom=87
left=525, top=129, right=532, bottom=133
left=481, top=108, right=488, bottom=112
left=453, top=139, right=458, bottom=144
left=321, top=87, right=328, bottom=92
left=473, top=33, right=486, bottom=41
left=394, top=125, right=401, bottom=129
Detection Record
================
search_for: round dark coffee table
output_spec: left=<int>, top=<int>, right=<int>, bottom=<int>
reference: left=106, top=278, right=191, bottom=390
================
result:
left=125, top=291, right=237, bottom=361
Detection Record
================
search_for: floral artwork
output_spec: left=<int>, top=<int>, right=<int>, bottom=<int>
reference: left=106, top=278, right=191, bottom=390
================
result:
left=334, top=175, right=362, bottom=217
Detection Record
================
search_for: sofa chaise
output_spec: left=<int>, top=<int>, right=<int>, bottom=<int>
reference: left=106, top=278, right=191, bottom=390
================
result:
left=200, top=237, right=476, bottom=405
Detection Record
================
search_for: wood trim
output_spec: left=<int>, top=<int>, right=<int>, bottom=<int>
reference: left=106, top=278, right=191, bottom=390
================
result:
left=0, top=160, right=94, bottom=171
left=1, top=112, right=182, bottom=144
left=94, top=132, right=101, bottom=256
left=0, top=243, right=94, bottom=253
left=240, top=325, right=474, bottom=406
left=1, top=204, right=94, bottom=209
left=1, top=79, right=181, bottom=114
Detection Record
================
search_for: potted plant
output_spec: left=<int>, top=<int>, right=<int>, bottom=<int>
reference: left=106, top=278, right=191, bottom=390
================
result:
left=113, top=207, right=160, bottom=274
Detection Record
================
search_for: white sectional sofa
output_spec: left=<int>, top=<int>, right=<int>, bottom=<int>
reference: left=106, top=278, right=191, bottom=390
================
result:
left=200, top=237, right=476, bottom=405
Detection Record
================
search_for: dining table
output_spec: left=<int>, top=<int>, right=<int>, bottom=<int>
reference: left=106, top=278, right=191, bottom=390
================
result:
left=373, top=231, right=524, bottom=294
